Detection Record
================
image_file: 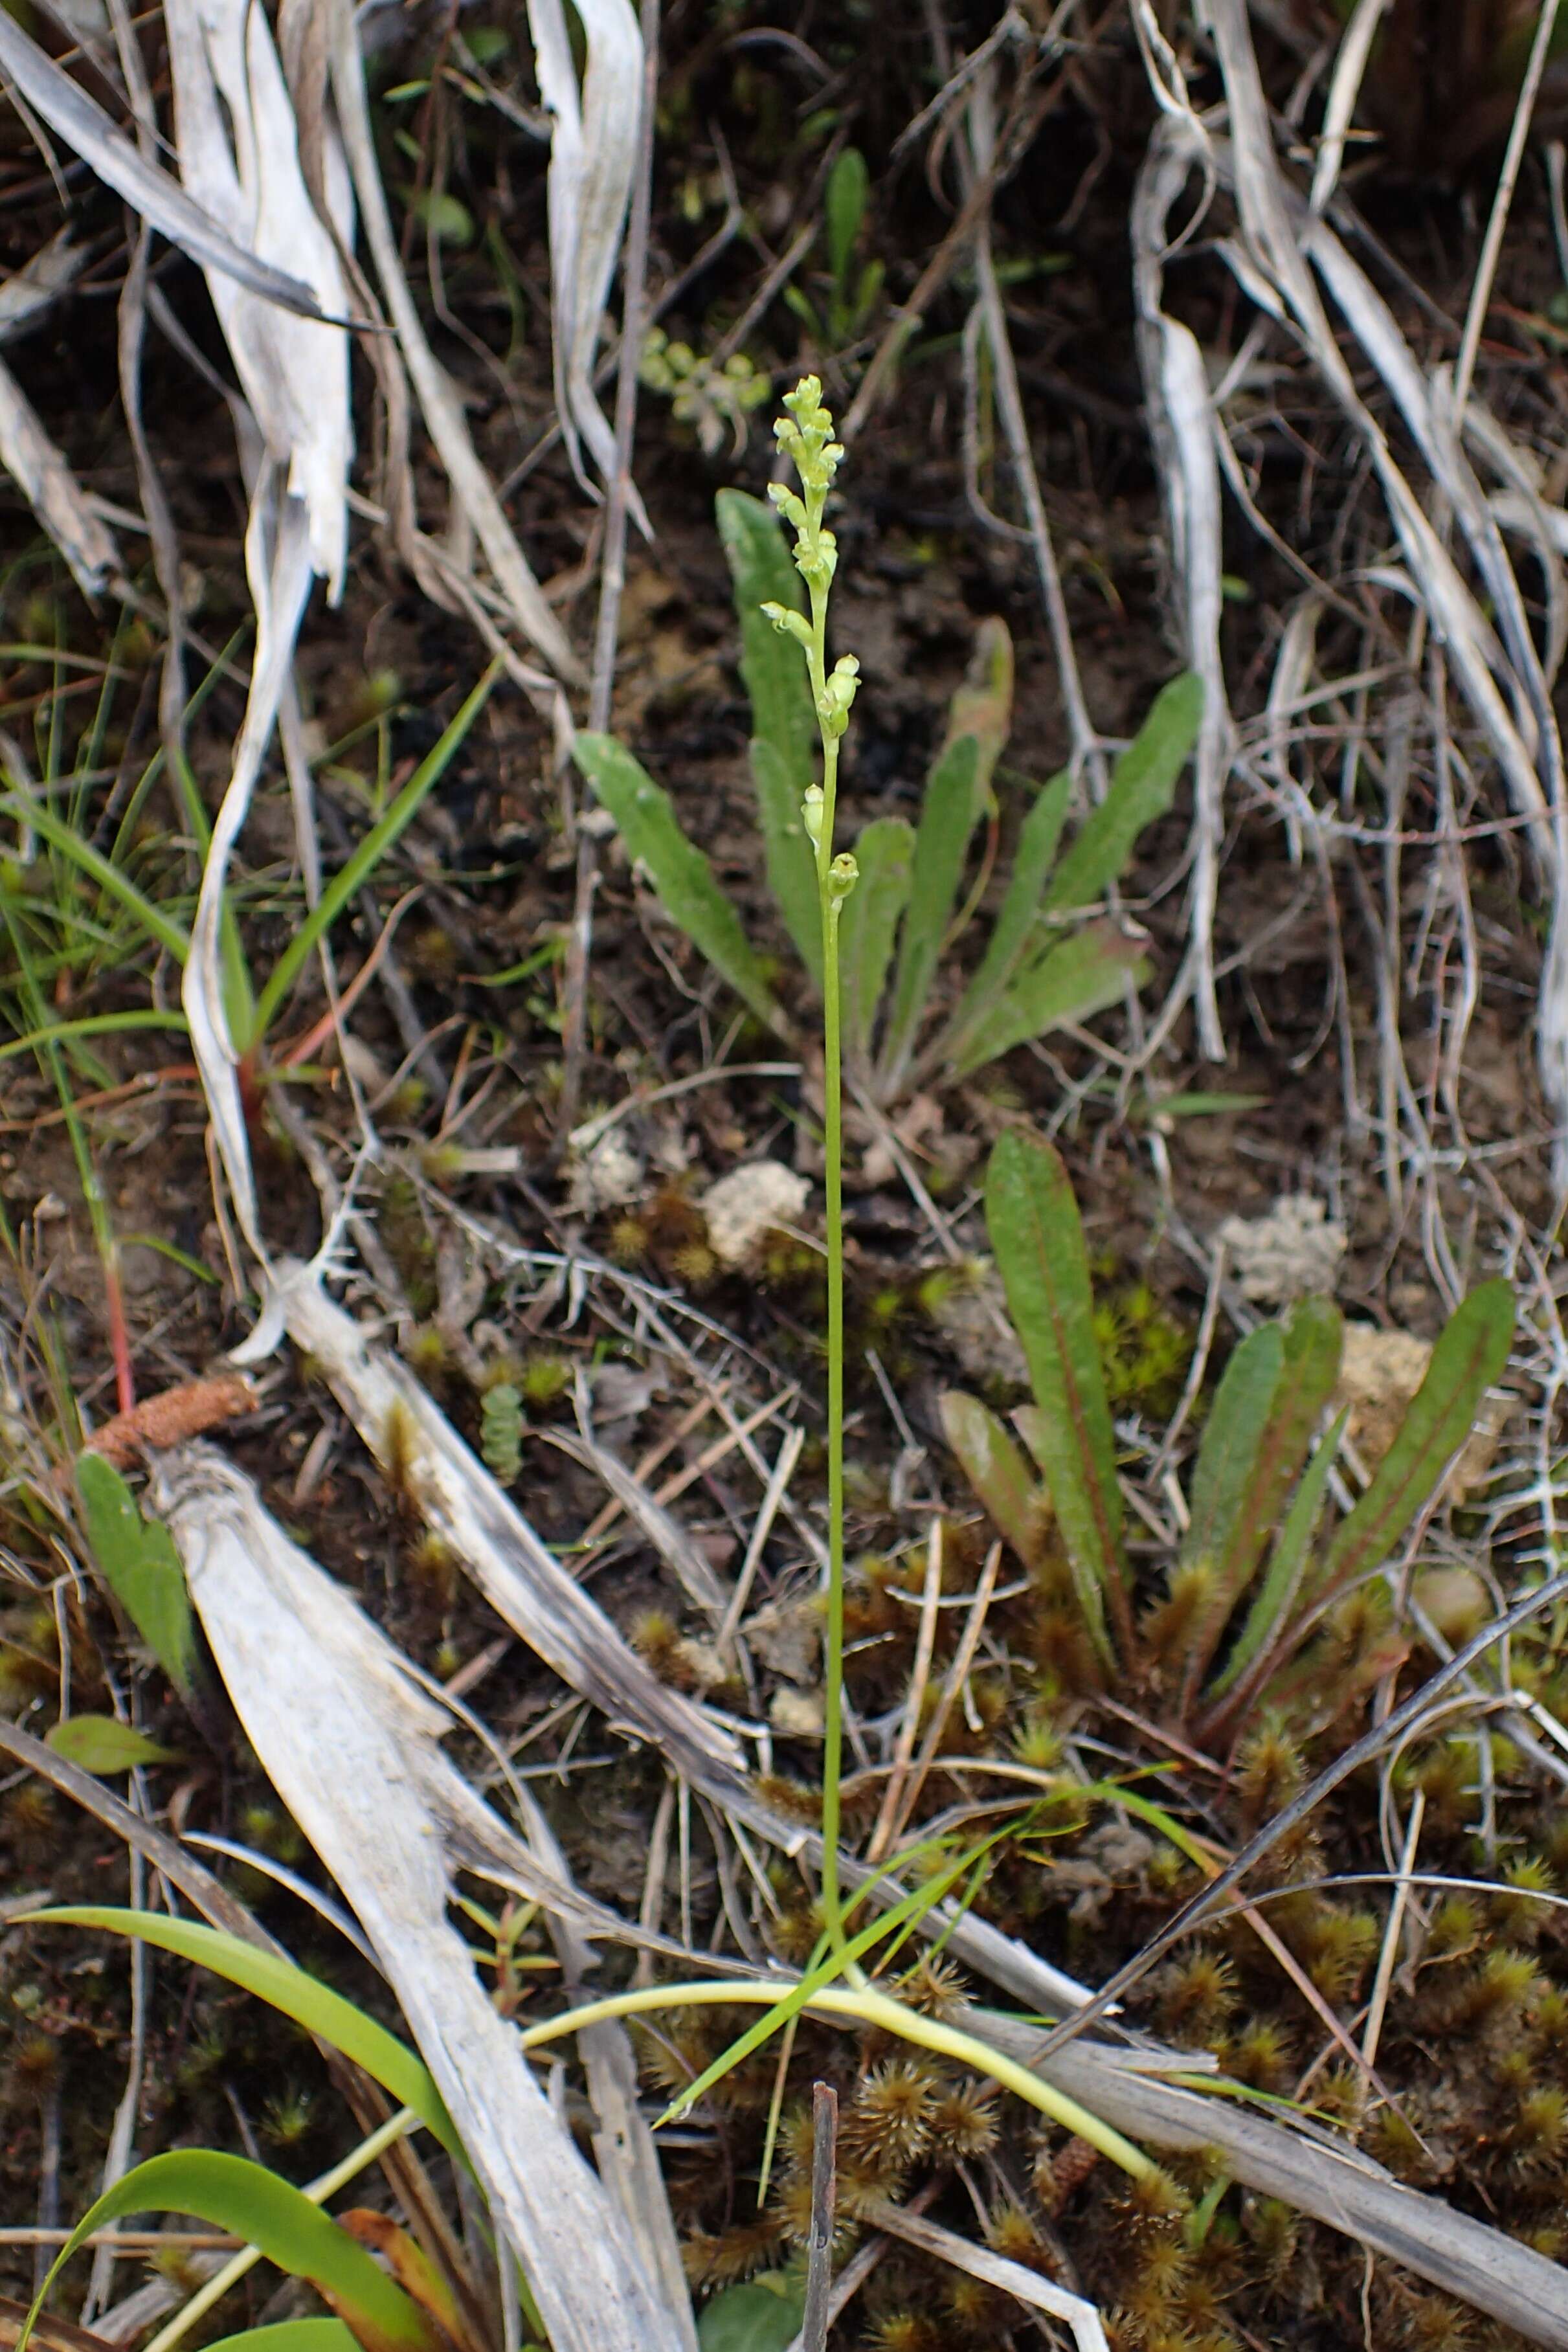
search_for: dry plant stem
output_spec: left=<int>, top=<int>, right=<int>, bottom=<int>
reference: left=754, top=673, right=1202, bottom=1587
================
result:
left=798, top=2083, right=838, bottom=2352
left=562, top=0, right=660, bottom=1139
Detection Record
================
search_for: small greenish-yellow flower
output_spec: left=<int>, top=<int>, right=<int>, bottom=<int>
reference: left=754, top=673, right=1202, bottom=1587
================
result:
left=827, top=852, right=858, bottom=904
left=761, top=600, right=813, bottom=650
left=803, top=783, right=825, bottom=852
left=818, top=654, right=860, bottom=740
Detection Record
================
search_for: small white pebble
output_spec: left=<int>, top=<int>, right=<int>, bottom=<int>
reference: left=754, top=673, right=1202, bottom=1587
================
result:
left=701, top=1160, right=811, bottom=1267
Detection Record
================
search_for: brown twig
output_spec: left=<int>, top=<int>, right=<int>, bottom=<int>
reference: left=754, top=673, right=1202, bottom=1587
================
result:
left=798, top=2083, right=838, bottom=2352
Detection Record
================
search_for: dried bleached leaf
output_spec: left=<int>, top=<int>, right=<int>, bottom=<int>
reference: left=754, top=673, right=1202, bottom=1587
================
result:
left=0, top=9, right=328, bottom=317
left=150, top=1442, right=688, bottom=2352
left=0, top=354, right=120, bottom=596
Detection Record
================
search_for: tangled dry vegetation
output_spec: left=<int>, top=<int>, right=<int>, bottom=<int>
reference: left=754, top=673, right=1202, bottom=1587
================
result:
left=6, top=3, right=1568, bottom=2351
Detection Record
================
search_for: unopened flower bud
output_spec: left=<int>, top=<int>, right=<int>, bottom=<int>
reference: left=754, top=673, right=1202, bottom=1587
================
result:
left=802, top=783, right=825, bottom=851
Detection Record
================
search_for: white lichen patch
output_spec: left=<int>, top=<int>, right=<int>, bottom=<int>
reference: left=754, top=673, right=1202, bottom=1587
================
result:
left=701, top=1159, right=811, bottom=1266
left=1217, top=1194, right=1347, bottom=1304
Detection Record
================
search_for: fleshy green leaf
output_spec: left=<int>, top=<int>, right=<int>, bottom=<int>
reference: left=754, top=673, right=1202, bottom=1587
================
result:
left=877, top=732, right=983, bottom=1090
left=985, top=1132, right=1128, bottom=1667
left=931, top=769, right=1071, bottom=1074
left=1207, top=1408, right=1349, bottom=1715
left=950, top=921, right=1147, bottom=1077
left=1042, top=672, right=1203, bottom=915
left=825, top=146, right=869, bottom=290
left=839, top=816, right=913, bottom=1066
left=45, top=1717, right=178, bottom=1773
left=1182, top=1327, right=1286, bottom=1581
left=30, top=1908, right=460, bottom=2158
left=715, top=490, right=820, bottom=983
left=1314, top=1281, right=1514, bottom=1604
left=74, top=1451, right=198, bottom=1702
left=698, top=2274, right=805, bottom=2352
left=206, top=2325, right=361, bottom=2352
left=572, top=734, right=786, bottom=1036
left=1182, top=1296, right=1343, bottom=1702
left=940, top=1391, right=1044, bottom=1567
left=21, top=2153, right=438, bottom=2352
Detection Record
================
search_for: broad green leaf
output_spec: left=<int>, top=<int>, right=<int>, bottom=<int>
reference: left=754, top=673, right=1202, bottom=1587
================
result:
left=572, top=734, right=786, bottom=1036
left=932, top=769, right=1071, bottom=1073
left=951, top=921, right=1147, bottom=1077
left=839, top=816, right=913, bottom=1065
left=46, top=1717, right=178, bottom=1773
left=207, top=2327, right=361, bottom=2352
left=1207, top=1408, right=1349, bottom=1712
left=1313, top=1281, right=1514, bottom=1604
left=699, top=2274, right=805, bottom=2352
left=985, top=1133, right=1128, bottom=1667
left=940, top=1391, right=1045, bottom=1567
left=1182, top=1297, right=1343, bottom=1701
left=825, top=146, right=869, bottom=291
left=253, top=662, right=499, bottom=1046
left=716, top=491, right=820, bottom=982
left=30, top=1909, right=460, bottom=2158
left=22, top=2152, right=438, bottom=2352
left=75, top=1452, right=198, bottom=1702
left=748, top=740, right=821, bottom=985
left=1042, top=672, right=1203, bottom=915
left=877, top=732, right=982, bottom=1090
left=207, top=2327, right=360, bottom=2352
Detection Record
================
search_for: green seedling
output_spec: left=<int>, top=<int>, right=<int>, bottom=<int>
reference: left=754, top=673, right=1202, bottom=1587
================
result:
left=943, top=1129, right=1516, bottom=1745
left=784, top=146, right=884, bottom=346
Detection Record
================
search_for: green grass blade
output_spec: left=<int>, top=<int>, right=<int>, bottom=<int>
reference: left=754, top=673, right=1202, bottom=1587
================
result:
left=75, top=1453, right=199, bottom=1703
left=985, top=1132, right=1128, bottom=1667
left=573, top=732, right=787, bottom=1035
left=0, top=1009, right=188, bottom=1064
left=839, top=816, right=913, bottom=1065
left=1, top=793, right=190, bottom=964
left=252, top=662, right=500, bottom=1046
left=1313, top=1281, right=1515, bottom=1602
left=656, top=1841, right=978, bottom=2127
left=1207, top=1408, right=1349, bottom=1706
left=716, top=490, right=820, bottom=981
left=877, top=731, right=981, bottom=1091
left=30, top=1907, right=460, bottom=2158
left=939, top=1390, right=1044, bottom=1567
left=207, top=2325, right=362, bottom=2352
left=1182, top=1297, right=1343, bottom=1701
left=932, top=769, right=1071, bottom=1072
left=1042, top=672, right=1203, bottom=915
left=950, top=921, right=1147, bottom=1077
left=22, top=2152, right=437, bottom=2352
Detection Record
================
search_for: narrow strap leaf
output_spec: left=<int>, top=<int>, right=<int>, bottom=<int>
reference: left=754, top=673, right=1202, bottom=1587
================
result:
left=1042, top=671, right=1203, bottom=915
left=929, top=769, right=1071, bottom=1075
left=573, top=733, right=788, bottom=1038
left=984, top=1132, right=1129, bottom=1666
left=951, top=921, right=1147, bottom=1078
left=30, top=1907, right=460, bottom=2156
left=877, top=730, right=983, bottom=1092
left=1181, top=1297, right=1343, bottom=1704
left=839, top=816, right=913, bottom=1066
left=21, top=2152, right=437, bottom=2352
left=939, top=1391, right=1045, bottom=1568
left=1314, top=1281, right=1514, bottom=1602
